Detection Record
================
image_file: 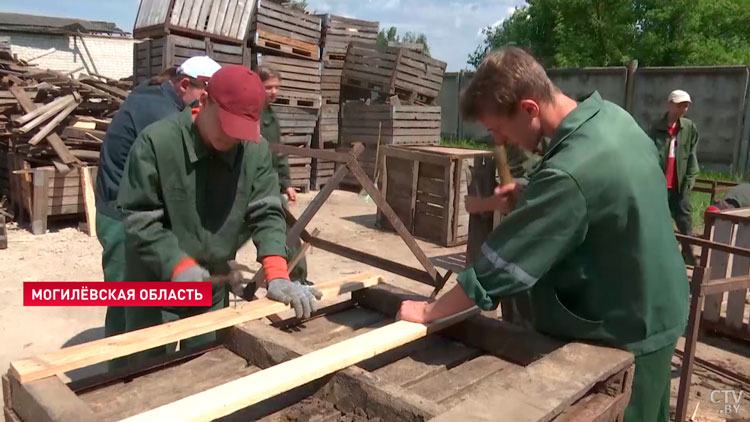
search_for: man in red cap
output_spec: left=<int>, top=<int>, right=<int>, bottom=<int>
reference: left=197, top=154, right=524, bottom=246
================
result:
left=116, top=65, right=321, bottom=363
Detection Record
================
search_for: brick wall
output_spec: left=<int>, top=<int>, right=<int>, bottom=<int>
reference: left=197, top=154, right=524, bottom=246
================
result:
left=1, top=31, right=135, bottom=79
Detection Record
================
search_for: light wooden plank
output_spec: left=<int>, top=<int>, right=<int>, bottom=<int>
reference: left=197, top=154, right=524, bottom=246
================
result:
left=170, top=0, right=186, bottom=25
left=28, top=101, right=79, bottom=146
left=186, top=0, right=204, bottom=29
left=236, top=0, right=255, bottom=39
left=118, top=308, right=479, bottom=422
left=229, top=0, right=246, bottom=39
left=195, top=0, right=214, bottom=31
left=10, top=274, right=383, bottom=384
left=726, top=223, right=750, bottom=329
left=177, top=0, right=195, bottom=27
left=213, top=0, right=230, bottom=34
left=704, top=219, right=733, bottom=321
left=221, top=0, right=238, bottom=36
left=206, top=0, right=222, bottom=32
left=80, top=166, right=96, bottom=237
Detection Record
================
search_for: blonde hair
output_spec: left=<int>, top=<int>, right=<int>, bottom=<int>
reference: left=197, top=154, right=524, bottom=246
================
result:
left=460, top=46, right=556, bottom=120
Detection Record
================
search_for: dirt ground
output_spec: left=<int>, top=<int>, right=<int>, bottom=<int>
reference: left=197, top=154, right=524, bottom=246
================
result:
left=1, top=190, right=749, bottom=421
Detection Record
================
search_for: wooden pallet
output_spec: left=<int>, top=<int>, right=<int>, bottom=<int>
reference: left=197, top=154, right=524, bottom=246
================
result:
left=270, top=90, right=321, bottom=110
left=252, top=53, right=321, bottom=95
left=342, top=43, right=447, bottom=105
left=7, top=154, right=98, bottom=235
left=133, top=34, right=248, bottom=85
left=313, top=104, right=339, bottom=148
left=273, top=105, right=318, bottom=147
left=317, top=14, right=378, bottom=60
left=249, top=0, right=321, bottom=60
left=3, top=278, right=634, bottom=422
left=377, top=146, right=493, bottom=247
left=311, top=156, right=335, bottom=190
left=133, top=0, right=254, bottom=42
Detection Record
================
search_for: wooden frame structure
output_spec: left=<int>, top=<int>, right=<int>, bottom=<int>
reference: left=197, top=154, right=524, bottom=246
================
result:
left=693, top=177, right=739, bottom=204
left=4, top=278, right=635, bottom=422
left=673, top=208, right=750, bottom=422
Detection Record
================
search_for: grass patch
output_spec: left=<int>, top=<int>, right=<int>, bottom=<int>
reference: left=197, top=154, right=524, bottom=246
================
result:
left=690, top=170, right=744, bottom=232
left=440, top=138, right=491, bottom=150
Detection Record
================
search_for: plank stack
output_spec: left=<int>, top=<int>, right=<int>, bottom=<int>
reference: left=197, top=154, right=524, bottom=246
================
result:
left=312, top=15, right=378, bottom=190
left=0, top=51, right=129, bottom=234
left=272, top=105, right=317, bottom=192
left=132, top=0, right=254, bottom=85
left=248, top=1, right=323, bottom=192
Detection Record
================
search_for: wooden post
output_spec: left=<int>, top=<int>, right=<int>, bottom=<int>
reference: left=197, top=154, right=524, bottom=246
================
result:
left=625, top=59, right=638, bottom=113
left=31, top=169, right=49, bottom=235
left=675, top=266, right=709, bottom=422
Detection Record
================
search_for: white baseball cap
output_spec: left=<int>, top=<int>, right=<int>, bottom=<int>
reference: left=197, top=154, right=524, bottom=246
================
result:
left=177, top=56, right=222, bottom=81
left=668, top=90, right=691, bottom=104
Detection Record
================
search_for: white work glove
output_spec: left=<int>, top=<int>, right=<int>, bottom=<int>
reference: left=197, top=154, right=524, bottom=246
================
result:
left=171, top=264, right=210, bottom=282
left=267, top=278, right=322, bottom=319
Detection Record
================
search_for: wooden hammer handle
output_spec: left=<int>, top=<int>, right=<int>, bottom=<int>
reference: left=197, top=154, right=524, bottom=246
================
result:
left=493, top=144, right=514, bottom=187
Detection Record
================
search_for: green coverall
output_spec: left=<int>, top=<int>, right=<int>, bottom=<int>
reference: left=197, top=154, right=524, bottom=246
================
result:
left=261, top=105, right=308, bottom=284
left=117, top=107, right=289, bottom=364
left=649, top=114, right=700, bottom=263
left=458, top=92, right=689, bottom=422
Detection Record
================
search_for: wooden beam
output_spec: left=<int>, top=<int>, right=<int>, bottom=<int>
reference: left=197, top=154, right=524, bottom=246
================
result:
left=13, top=95, right=74, bottom=128
left=10, top=375, right=97, bottom=422
left=79, top=166, right=96, bottom=237
left=10, top=273, right=383, bottom=384
left=118, top=308, right=479, bottom=422
left=28, top=100, right=79, bottom=145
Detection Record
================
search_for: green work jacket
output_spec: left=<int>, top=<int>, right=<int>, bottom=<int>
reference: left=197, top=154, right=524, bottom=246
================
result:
left=261, top=105, right=292, bottom=192
left=457, top=92, right=689, bottom=356
left=117, top=107, right=288, bottom=290
left=649, top=114, right=700, bottom=194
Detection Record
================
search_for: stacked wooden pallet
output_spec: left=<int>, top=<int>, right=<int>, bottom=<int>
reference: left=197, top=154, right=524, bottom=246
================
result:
left=249, top=0, right=322, bottom=61
left=342, top=42, right=446, bottom=105
left=133, top=34, right=249, bottom=85
left=252, top=53, right=321, bottom=108
left=0, top=52, right=126, bottom=234
left=311, top=104, right=338, bottom=189
left=339, top=103, right=441, bottom=188
left=272, top=105, right=318, bottom=192
left=132, top=0, right=252, bottom=85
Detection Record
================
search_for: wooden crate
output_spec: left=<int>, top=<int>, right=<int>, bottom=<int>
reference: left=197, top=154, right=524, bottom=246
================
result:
left=339, top=102, right=441, bottom=188
left=133, top=34, right=249, bottom=85
left=317, top=15, right=378, bottom=61
left=252, top=53, right=321, bottom=99
left=2, top=278, right=634, bottom=422
left=321, top=59, right=343, bottom=104
left=310, top=105, right=338, bottom=190
left=376, top=146, right=492, bottom=247
left=272, top=105, right=318, bottom=147
left=249, top=0, right=321, bottom=61
left=699, top=208, right=750, bottom=342
left=288, top=156, right=311, bottom=193
left=133, top=0, right=254, bottom=42
left=8, top=153, right=97, bottom=235
left=342, top=43, right=447, bottom=105
left=311, top=158, right=335, bottom=190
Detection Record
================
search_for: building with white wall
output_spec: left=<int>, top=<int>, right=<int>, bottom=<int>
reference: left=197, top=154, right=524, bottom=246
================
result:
left=0, top=12, right=135, bottom=80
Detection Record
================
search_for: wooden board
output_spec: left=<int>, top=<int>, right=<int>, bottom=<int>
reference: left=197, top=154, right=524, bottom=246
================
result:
left=79, top=166, right=96, bottom=237
left=704, top=219, right=733, bottom=321
left=118, top=309, right=479, bottom=421
left=9, top=274, right=383, bottom=384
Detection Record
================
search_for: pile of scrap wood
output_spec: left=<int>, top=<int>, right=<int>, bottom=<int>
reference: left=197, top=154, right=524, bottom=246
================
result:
left=0, top=51, right=129, bottom=169
left=0, top=50, right=130, bottom=232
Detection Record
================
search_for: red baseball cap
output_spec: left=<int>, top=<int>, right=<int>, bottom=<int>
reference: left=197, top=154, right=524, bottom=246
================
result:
left=206, top=65, right=264, bottom=142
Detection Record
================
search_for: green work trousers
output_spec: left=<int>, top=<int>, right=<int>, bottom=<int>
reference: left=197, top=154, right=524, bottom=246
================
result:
left=668, top=188, right=696, bottom=265
left=623, top=341, right=677, bottom=422
left=123, top=287, right=229, bottom=365
left=283, top=197, right=307, bottom=284
left=96, top=211, right=129, bottom=371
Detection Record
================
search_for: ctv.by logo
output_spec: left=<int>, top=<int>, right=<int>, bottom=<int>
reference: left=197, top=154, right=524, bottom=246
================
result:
left=710, top=390, right=745, bottom=415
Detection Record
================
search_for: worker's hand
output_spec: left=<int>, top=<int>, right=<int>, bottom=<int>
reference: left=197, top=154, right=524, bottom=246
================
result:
left=286, top=187, right=297, bottom=203
left=267, top=278, right=323, bottom=319
left=171, top=259, right=210, bottom=282
left=465, top=183, right=519, bottom=214
left=397, top=300, right=434, bottom=324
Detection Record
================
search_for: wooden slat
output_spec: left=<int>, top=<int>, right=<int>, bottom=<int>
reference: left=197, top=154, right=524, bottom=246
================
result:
left=704, top=219, right=733, bottom=321
left=80, top=166, right=96, bottom=237
left=206, top=0, right=222, bottom=32
left=221, top=0, right=239, bottom=36
left=429, top=343, right=633, bottom=422
left=228, top=0, right=246, bottom=38
left=726, top=223, right=750, bottom=329
left=185, top=0, right=203, bottom=29
left=10, top=274, right=383, bottom=384
left=118, top=308, right=479, bottom=422
left=213, top=0, right=230, bottom=33
left=196, top=0, right=214, bottom=32
left=170, top=0, right=186, bottom=25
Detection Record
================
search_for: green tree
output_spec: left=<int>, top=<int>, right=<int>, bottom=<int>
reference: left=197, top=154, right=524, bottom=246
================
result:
left=377, top=26, right=431, bottom=56
left=284, top=0, right=308, bottom=11
left=469, top=0, right=750, bottom=68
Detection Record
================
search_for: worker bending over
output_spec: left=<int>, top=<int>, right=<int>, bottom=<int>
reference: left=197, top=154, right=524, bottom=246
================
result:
left=398, top=47, right=689, bottom=422
left=256, top=65, right=308, bottom=285
left=117, top=65, right=321, bottom=363
left=95, top=56, right=220, bottom=369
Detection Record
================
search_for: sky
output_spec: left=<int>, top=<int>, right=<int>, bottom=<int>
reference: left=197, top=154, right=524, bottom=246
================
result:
left=3, top=0, right=525, bottom=70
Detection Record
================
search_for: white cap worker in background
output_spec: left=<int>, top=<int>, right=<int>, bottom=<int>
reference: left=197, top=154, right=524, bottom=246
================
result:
left=94, top=56, right=221, bottom=372
left=648, top=89, right=700, bottom=264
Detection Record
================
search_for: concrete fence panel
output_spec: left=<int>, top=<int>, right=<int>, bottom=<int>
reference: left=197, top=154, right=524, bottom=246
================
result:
left=547, top=67, right=629, bottom=107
